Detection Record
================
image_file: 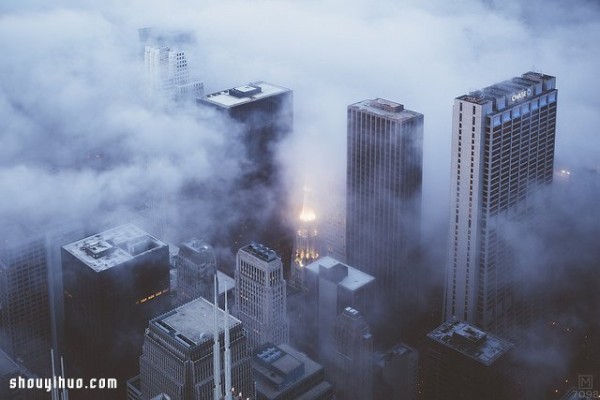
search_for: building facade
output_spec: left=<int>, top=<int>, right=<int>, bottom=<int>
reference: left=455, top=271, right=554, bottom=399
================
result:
left=137, top=297, right=254, bottom=400
left=175, top=238, right=216, bottom=305
left=346, top=98, right=423, bottom=330
left=234, top=243, right=289, bottom=351
left=145, top=45, right=203, bottom=102
left=329, top=307, right=373, bottom=400
left=373, top=342, right=419, bottom=400
left=62, top=224, right=170, bottom=399
left=444, top=72, right=557, bottom=337
left=199, top=82, right=293, bottom=265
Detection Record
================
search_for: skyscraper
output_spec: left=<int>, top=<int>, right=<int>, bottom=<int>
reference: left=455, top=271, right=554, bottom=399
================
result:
left=421, top=319, right=514, bottom=400
left=145, top=46, right=203, bottom=102
left=0, top=223, right=51, bottom=377
left=345, top=98, right=423, bottom=329
left=444, top=72, right=557, bottom=337
left=175, top=238, right=216, bottom=305
left=329, top=307, right=373, bottom=400
left=199, top=82, right=293, bottom=263
left=234, top=243, right=289, bottom=351
left=62, top=224, right=170, bottom=399
left=136, top=296, right=254, bottom=400
left=373, top=342, right=419, bottom=400
left=302, top=256, right=375, bottom=362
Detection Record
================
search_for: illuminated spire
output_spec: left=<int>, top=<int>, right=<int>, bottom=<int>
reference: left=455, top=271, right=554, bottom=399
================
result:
left=213, top=275, right=222, bottom=400
left=291, top=184, right=320, bottom=290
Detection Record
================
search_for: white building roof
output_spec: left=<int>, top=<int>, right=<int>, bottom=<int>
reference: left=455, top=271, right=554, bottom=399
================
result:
left=202, top=81, right=290, bottom=108
left=305, top=256, right=375, bottom=291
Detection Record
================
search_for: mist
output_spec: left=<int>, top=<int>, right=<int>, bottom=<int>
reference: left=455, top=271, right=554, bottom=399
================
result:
left=0, top=0, right=599, bottom=397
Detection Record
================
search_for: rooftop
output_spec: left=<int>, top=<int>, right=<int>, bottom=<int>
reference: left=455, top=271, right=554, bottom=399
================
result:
left=306, top=256, right=375, bottom=291
left=458, top=71, right=556, bottom=111
left=201, top=81, right=291, bottom=108
left=150, top=297, right=240, bottom=348
left=240, top=242, right=280, bottom=263
left=427, top=319, right=513, bottom=366
left=0, top=349, right=19, bottom=376
left=62, top=224, right=167, bottom=272
left=349, top=98, right=423, bottom=121
left=253, top=343, right=324, bottom=397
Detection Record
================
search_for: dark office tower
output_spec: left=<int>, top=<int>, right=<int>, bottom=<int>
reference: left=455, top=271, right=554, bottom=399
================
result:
left=0, top=225, right=51, bottom=377
left=444, top=72, right=557, bottom=338
left=329, top=307, right=373, bottom=400
left=62, top=224, right=170, bottom=399
left=175, top=238, right=216, bottom=305
left=234, top=243, right=289, bottom=351
left=421, top=319, right=514, bottom=400
left=253, top=343, right=334, bottom=400
left=373, top=343, right=419, bottom=400
left=346, top=98, right=423, bottom=332
left=199, top=82, right=293, bottom=264
left=137, top=297, right=254, bottom=400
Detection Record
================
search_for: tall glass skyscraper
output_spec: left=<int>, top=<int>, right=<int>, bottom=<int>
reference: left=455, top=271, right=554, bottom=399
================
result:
left=444, top=72, right=557, bottom=338
left=346, top=98, right=423, bottom=332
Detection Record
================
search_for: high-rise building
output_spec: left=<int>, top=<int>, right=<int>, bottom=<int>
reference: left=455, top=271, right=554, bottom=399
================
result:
left=0, top=349, right=47, bottom=400
left=443, top=72, right=557, bottom=337
left=345, top=98, right=423, bottom=329
left=62, top=224, right=170, bottom=399
left=302, top=256, right=374, bottom=362
left=0, top=223, right=51, bottom=377
left=145, top=46, right=203, bottom=102
left=137, top=296, right=254, bottom=400
left=421, top=319, right=514, bottom=400
left=373, top=342, right=419, bottom=400
left=290, top=186, right=320, bottom=291
left=199, top=82, right=293, bottom=263
left=175, top=238, right=216, bottom=305
left=234, top=243, right=289, bottom=351
left=329, top=307, right=373, bottom=400
left=252, top=342, right=334, bottom=400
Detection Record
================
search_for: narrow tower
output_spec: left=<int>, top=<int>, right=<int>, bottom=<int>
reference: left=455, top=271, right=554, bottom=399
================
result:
left=213, top=275, right=222, bottom=400
left=290, top=186, right=320, bottom=290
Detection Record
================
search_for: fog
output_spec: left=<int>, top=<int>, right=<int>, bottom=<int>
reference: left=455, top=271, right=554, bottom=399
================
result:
left=0, top=0, right=599, bottom=396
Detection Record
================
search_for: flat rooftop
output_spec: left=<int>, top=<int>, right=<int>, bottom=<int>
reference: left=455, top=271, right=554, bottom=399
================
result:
left=428, top=319, right=513, bottom=366
left=240, top=242, right=279, bottom=263
left=62, top=224, right=167, bottom=272
left=151, top=297, right=240, bottom=348
left=457, top=71, right=556, bottom=110
left=253, top=343, right=324, bottom=398
left=349, top=98, right=423, bottom=122
left=306, top=256, right=375, bottom=291
left=201, top=81, right=291, bottom=108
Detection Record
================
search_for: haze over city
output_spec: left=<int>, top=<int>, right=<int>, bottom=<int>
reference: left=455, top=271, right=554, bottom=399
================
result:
left=0, top=0, right=599, bottom=399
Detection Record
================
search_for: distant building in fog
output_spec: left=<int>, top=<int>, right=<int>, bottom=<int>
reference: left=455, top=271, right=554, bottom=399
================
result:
left=345, top=98, right=423, bottom=332
left=253, top=342, right=334, bottom=400
left=373, top=342, right=418, bottom=400
left=175, top=238, right=216, bottom=305
left=329, top=307, right=373, bottom=400
left=444, top=72, right=557, bottom=339
left=422, top=319, right=514, bottom=400
left=145, top=45, right=203, bottom=102
left=290, top=186, right=320, bottom=291
left=62, top=224, right=170, bottom=399
left=134, top=297, right=254, bottom=400
left=235, top=243, right=289, bottom=351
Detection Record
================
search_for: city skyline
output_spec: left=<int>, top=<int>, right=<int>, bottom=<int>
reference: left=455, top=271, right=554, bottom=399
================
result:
left=0, top=0, right=599, bottom=398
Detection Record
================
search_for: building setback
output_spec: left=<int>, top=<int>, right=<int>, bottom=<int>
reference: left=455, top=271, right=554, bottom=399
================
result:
left=444, top=72, right=557, bottom=338
left=234, top=243, right=289, bottom=351
left=62, top=224, right=170, bottom=399
left=345, top=98, right=423, bottom=332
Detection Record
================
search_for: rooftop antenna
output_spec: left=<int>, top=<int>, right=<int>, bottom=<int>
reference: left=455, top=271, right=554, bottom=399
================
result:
left=213, top=275, right=222, bottom=400
left=224, top=281, right=233, bottom=400
left=51, top=349, right=59, bottom=400
left=60, top=356, right=69, bottom=400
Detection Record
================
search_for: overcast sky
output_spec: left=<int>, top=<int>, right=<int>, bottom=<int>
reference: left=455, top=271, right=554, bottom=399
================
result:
left=0, top=0, right=599, bottom=237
